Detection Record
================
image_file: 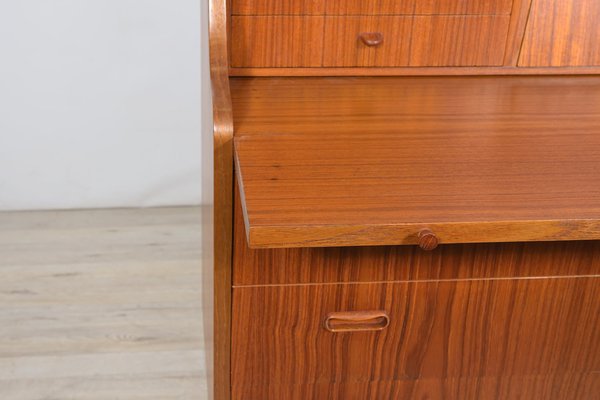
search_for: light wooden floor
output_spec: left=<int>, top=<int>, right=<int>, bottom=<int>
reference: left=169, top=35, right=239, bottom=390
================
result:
left=0, top=207, right=208, bottom=400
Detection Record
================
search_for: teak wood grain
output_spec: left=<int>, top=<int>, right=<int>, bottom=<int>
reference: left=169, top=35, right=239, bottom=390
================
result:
left=519, top=0, right=600, bottom=67
left=232, top=76, right=600, bottom=248
left=323, top=16, right=509, bottom=67
left=231, top=16, right=324, bottom=67
left=233, top=188, right=600, bottom=286
left=232, top=277, right=600, bottom=399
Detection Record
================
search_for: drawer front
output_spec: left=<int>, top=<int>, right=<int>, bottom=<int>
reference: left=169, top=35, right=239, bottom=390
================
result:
left=232, top=0, right=513, bottom=15
left=326, top=0, right=513, bottom=15
left=323, top=16, right=510, bottom=67
left=231, top=17, right=324, bottom=68
left=232, top=278, right=600, bottom=399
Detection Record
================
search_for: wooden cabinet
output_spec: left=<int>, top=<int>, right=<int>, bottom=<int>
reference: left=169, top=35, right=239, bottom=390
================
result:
left=210, top=0, right=600, bottom=399
left=519, top=0, right=600, bottom=66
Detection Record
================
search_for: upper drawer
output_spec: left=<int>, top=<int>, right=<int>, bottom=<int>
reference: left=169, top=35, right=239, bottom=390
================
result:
left=231, top=16, right=509, bottom=68
left=233, top=0, right=513, bottom=15
left=324, top=16, right=510, bottom=67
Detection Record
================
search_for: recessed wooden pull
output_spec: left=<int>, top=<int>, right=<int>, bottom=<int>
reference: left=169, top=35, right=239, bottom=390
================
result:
left=325, top=311, right=390, bottom=333
left=418, top=229, right=439, bottom=251
left=359, top=32, right=384, bottom=47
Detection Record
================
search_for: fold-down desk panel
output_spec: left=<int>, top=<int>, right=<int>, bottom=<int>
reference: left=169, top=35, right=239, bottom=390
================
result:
left=232, top=76, right=600, bottom=248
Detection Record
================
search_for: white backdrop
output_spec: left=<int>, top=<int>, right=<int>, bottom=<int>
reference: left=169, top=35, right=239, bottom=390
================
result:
left=0, top=0, right=212, bottom=211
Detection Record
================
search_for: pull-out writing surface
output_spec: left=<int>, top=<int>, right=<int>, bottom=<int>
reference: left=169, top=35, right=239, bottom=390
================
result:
left=232, top=76, right=600, bottom=248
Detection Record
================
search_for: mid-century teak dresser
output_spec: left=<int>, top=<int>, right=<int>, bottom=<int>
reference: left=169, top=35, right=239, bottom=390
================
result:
left=207, top=0, right=600, bottom=398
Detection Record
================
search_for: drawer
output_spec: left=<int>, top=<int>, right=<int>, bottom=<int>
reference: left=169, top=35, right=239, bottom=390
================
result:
left=232, top=278, right=600, bottom=399
left=323, top=16, right=510, bottom=67
left=231, top=16, right=324, bottom=67
left=232, top=0, right=513, bottom=15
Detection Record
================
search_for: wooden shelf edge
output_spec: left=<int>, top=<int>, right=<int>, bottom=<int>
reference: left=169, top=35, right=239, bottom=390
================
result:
left=246, top=220, right=600, bottom=249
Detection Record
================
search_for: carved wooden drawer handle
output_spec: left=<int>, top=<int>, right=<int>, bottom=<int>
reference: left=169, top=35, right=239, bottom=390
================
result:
left=325, top=311, right=390, bottom=333
left=418, top=229, right=439, bottom=251
left=359, top=32, right=384, bottom=47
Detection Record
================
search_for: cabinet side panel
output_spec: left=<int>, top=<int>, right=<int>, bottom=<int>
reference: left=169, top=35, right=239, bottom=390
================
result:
left=210, top=0, right=234, bottom=399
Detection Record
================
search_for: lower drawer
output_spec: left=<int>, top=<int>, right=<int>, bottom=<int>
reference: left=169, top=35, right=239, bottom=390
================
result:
left=323, top=16, right=510, bottom=67
left=232, top=277, right=600, bottom=399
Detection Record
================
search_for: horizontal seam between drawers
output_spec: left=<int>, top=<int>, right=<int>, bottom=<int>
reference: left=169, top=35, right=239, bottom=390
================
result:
left=233, top=274, right=600, bottom=288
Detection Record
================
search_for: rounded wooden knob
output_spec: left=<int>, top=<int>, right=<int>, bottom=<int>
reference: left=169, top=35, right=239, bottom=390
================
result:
left=418, top=229, right=439, bottom=251
left=359, top=32, right=384, bottom=47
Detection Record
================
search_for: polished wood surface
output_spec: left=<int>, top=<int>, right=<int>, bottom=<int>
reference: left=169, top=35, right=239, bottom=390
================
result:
left=323, top=16, right=509, bottom=67
left=209, top=0, right=233, bottom=398
left=519, top=0, right=600, bottom=67
left=232, top=76, right=600, bottom=248
left=231, top=75, right=600, bottom=135
left=232, top=277, right=600, bottom=399
left=232, top=0, right=513, bottom=15
left=231, top=17, right=325, bottom=67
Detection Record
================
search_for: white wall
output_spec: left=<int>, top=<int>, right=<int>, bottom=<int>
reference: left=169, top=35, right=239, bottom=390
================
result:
left=0, top=0, right=211, bottom=211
